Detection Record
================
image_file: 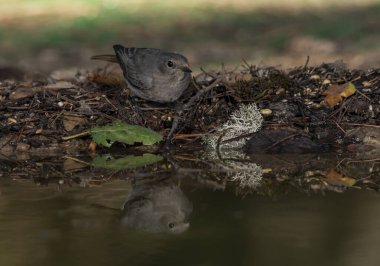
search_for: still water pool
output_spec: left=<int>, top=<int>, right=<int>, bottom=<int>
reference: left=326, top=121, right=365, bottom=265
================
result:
left=1, top=175, right=380, bottom=266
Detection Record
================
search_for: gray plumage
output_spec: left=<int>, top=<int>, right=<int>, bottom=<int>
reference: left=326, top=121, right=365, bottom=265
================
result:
left=113, top=44, right=192, bottom=103
left=120, top=177, right=193, bottom=234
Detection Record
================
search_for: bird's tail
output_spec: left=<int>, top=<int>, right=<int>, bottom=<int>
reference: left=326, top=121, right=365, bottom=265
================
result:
left=90, top=54, right=118, bottom=63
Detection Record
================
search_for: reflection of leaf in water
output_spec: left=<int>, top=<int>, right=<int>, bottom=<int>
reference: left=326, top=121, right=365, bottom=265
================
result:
left=325, top=169, right=356, bottom=187
left=92, top=154, right=163, bottom=170
left=91, top=122, right=163, bottom=147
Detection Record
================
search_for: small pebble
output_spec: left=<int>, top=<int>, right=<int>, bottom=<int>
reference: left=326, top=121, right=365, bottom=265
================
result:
left=311, top=183, right=321, bottom=190
left=262, top=168, right=272, bottom=174
left=322, top=79, right=331, bottom=85
left=7, top=118, right=17, bottom=124
left=16, top=143, right=31, bottom=151
left=362, top=81, right=372, bottom=87
left=260, top=109, right=272, bottom=116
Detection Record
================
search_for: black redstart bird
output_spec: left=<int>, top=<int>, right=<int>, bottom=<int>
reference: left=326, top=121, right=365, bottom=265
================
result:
left=91, top=45, right=192, bottom=103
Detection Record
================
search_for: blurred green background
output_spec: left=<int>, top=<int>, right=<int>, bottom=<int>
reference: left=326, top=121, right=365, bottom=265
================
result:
left=0, top=0, right=379, bottom=73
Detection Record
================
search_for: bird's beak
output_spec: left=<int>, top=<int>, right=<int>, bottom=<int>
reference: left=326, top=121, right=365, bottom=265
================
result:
left=180, top=66, right=192, bottom=73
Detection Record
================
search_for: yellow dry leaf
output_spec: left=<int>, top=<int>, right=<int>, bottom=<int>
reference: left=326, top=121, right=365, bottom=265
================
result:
left=88, top=141, right=97, bottom=157
left=325, top=169, right=356, bottom=186
left=324, top=94, right=342, bottom=107
left=340, top=82, right=356, bottom=97
left=322, top=82, right=356, bottom=107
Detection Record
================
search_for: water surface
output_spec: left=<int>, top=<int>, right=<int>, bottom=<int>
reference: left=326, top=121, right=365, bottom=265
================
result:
left=1, top=175, right=380, bottom=266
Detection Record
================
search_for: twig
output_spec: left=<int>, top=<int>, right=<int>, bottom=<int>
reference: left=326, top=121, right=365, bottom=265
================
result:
left=200, top=67, right=218, bottom=79
left=166, top=78, right=222, bottom=142
left=356, top=89, right=372, bottom=102
left=216, top=131, right=226, bottom=161
left=185, top=78, right=222, bottom=108
left=303, top=55, right=310, bottom=69
left=103, top=95, right=118, bottom=111
left=264, top=134, right=300, bottom=151
left=62, top=156, right=91, bottom=166
left=343, top=123, right=380, bottom=128
left=172, top=132, right=211, bottom=140
left=62, top=130, right=90, bottom=140
left=346, top=158, right=380, bottom=164
left=242, top=58, right=252, bottom=70
left=221, top=132, right=255, bottom=144
left=334, top=121, right=346, bottom=134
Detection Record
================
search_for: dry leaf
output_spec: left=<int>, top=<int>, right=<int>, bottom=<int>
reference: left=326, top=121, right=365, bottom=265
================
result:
left=322, top=82, right=356, bottom=107
left=44, top=81, right=76, bottom=90
left=346, top=143, right=374, bottom=153
left=9, top=88, right=35, bottom=100
left=88, top=141, right=97, bottom=152
left=323, top=93, right=342, bottom=107
left=88, top=141, right=97, bottom=158
left=63, top=114, right=88, bottom=131
left=325, top=169, right=356, bottom=186
left=63, top=158, right=88, bottom=172
left=235, top=73, right=252, bottom=82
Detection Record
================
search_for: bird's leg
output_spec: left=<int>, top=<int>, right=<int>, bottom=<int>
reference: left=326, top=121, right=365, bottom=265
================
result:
left=165, top=101, right=184, bottom=145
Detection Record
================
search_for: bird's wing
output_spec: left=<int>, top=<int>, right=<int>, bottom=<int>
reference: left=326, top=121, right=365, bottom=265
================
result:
left=113, top=45, right=154, bottom=90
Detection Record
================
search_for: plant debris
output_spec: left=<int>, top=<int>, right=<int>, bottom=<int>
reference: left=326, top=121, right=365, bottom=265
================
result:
left=0, top=60, right=379, bottom=155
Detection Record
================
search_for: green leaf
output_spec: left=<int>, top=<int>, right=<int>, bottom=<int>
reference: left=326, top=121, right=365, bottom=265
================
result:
left=92, top=153, right=163, bottom=170
left=90, top=122, right=163, bottom=147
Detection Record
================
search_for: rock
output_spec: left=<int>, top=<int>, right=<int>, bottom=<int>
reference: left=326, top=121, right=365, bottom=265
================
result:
left=9, top=88, right=35, bottom=100
left=244, top=128, right=326, bottom=154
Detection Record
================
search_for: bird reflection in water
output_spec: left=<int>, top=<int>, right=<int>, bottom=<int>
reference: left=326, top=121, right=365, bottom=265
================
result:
left=120, top=176, right=193, bottom=234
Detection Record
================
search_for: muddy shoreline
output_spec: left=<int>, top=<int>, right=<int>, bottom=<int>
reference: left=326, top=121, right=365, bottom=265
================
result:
left=1, top=61, right=379, bottom=156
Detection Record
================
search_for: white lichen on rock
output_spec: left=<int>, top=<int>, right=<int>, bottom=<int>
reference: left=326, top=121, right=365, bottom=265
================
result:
left=203, top=103, right=263, bottom=150
left=202, top=103, right=264, bottom=190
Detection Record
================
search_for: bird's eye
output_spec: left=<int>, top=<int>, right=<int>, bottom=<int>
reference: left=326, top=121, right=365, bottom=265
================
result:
left=167, top=60, right=174, bottom=68
left=168, top=223, right=175, bottom=229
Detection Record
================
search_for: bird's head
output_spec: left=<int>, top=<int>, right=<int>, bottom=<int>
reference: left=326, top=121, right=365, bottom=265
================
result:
left=160, top=53, right=192, bottom=76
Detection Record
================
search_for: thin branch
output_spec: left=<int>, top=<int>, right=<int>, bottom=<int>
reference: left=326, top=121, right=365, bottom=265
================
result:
left=166, top=78, right=222, bottom=142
